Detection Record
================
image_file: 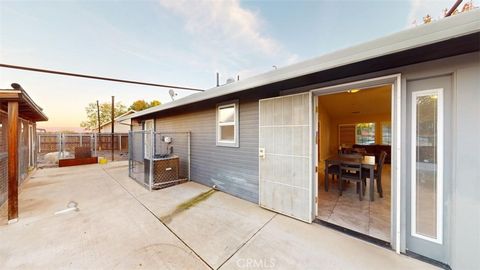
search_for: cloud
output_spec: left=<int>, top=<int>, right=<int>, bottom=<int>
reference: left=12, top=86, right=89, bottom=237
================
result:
left=159, top=0, right=280, bottom=55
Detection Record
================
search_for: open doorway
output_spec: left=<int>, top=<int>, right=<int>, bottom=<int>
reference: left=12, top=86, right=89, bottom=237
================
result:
left=316, top=85, right=392, bottom=243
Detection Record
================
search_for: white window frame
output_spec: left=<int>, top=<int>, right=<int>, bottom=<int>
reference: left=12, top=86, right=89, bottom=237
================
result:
left=216, top=101, right=239, bottom=147
left=410, top=88, right=444, bottom=244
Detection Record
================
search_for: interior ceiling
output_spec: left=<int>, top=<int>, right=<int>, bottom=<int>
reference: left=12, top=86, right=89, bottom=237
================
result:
left=318, top=85, right=391, bottom=119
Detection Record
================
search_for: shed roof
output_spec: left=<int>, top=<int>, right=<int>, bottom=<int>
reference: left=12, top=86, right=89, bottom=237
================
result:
left=0, top=83, right=48, bottom=122
left=121, top=10, right=480, bottom=121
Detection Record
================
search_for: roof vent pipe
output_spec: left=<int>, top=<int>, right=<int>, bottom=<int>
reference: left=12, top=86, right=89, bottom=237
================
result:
left=11, top=83, right=23, bottom=90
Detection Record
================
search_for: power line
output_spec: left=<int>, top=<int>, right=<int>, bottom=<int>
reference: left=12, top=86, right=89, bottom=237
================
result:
left=0, top=63, right=205, bottom=92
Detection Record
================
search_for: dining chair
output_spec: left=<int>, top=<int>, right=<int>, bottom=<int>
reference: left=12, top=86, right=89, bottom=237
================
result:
left=363, top=150, right=387, bottom=198
left=339, top=161, right=364, bottom=201
left=326, top=162, right=340, bottom=184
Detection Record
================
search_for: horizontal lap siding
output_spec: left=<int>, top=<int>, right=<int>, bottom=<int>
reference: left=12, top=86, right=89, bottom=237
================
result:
left=154, top=98, right=259, bottom=203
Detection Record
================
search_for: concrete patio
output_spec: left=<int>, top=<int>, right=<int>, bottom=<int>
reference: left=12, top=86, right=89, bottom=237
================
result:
left=0, top=162, right=437, bottom=269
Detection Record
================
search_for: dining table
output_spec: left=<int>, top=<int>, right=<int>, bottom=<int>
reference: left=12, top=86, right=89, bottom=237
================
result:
left=324, top=154, right=377, bottom=201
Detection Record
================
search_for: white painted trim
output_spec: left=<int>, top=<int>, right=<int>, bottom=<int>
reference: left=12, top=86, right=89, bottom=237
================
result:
left=308, top=91, right=314, bottom=222
left=394, top=75, right=402, bottom=254
left=216, top=101, right=239, bottom=147
left=310, top=73, right=402, bottom=253
left=313, top=96, right=319, bottom=218
left=310, top=74, right=402, bottom=95
left=410, top=88, right=444, bottom=244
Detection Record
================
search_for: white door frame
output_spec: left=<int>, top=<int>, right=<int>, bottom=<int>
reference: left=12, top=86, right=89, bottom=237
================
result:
left=310, top=74, right=402, bottom=253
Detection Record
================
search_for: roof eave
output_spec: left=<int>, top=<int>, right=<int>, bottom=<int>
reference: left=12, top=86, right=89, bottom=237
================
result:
left=121, top=10, right=480, bottom=121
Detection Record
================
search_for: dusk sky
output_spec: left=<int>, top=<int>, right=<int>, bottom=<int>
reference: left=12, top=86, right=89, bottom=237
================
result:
left=0, top=0, right=465, bottom=131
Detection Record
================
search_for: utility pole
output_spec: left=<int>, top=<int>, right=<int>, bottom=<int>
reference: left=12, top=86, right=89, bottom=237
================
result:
left=96, top=100, right=101, bottom=134
left=96, top=100, right=101, bottom=153
left=111, top=96, right=115, bottom=161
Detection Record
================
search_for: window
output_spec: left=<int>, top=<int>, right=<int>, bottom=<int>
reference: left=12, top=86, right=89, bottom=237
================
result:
left=382, top=122, right=392, bottom=145
left=338, top=124, right=356, bottom=147
left=355, top=123, right=375, bottom=145
left=216, top=101, right=239, bottom=147
left=411, top=89, right=443, bottom=244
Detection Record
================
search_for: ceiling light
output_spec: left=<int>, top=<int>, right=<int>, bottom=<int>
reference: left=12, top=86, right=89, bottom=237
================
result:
left=348, top=89, right=360, bottom=93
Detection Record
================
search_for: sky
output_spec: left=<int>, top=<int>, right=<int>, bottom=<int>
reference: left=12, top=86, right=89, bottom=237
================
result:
left=0, top=0, right=469, bottom=131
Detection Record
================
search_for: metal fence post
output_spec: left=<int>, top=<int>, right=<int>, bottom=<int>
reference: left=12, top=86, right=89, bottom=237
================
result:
left=187, top=132, right=191, bottom=181
left=149, top=130, right=154, bottom=192
left=57, top=133, right=61, bottom=160
left=62, top=133, right=66, bottom=158
left=128, top=131, right=131, bottom=178
left=37, top=135, right=41, bottom=153
left=118, top=134, right=121, bottom=151
left=79, top=133, right=83, bottom=147
left=94, top=133, right=97, bottom=157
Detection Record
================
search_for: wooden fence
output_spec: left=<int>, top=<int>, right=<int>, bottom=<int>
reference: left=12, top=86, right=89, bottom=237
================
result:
left=38, top=133, right=129, bottom=154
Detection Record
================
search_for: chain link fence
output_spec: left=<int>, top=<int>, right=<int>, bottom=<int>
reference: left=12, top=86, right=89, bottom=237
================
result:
left=0, top=114, right=33, bottom=206
left=0, top=112, right=7, bottom=206
left=128, top=130, right=190, bottom=191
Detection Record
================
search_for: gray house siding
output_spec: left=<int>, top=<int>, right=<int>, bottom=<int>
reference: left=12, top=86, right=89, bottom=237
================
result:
left=131, top=52, right=479, bottom=268
left=152, top=93, right=272, bottom=203
left=447, top=55, right=479, bottom=270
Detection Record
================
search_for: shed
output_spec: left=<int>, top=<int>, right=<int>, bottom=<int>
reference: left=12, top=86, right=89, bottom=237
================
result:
left=0, top=83, right=48, bottom=222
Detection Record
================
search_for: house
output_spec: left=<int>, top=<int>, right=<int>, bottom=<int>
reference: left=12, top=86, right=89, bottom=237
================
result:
left=98, top=109, right=136, bottom=133
left=0, top=83, right=48, bottom=222
left=121, top=11, right=480, bottom=269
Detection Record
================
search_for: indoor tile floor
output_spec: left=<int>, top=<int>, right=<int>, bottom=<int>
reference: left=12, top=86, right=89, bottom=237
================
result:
left=317, top=165, right=391, bottom=242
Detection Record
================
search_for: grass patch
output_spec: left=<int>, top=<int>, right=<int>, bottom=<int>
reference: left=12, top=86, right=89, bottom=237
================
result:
left=161, top=189, right=216, bottom=223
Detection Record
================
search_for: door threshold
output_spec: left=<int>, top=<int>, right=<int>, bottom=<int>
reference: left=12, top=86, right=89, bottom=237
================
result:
left=313, top=219, right=391, bottom=249
left=405, top=251, right=451, bottom=270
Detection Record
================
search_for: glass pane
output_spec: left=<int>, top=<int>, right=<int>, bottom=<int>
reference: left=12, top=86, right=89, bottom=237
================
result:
left=220, top=125, right=235, bottom=142
left=355, top=123, right=375, bottom=145
left=415, top=94, right=438, bottom=239
left=382, top=122, right=392, bottom=145
left=219, top=106, right=235, bottom=123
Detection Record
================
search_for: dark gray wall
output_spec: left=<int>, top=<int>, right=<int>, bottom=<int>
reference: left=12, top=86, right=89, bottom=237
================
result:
left=152, top=94, right=265, bottom=203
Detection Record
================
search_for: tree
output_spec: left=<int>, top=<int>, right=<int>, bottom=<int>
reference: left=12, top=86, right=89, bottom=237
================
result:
left=416, top=1, right=477, bottom=25
left=80, top=102, right=127, bottom=131
left=128, top=99, right=161, bottom=111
